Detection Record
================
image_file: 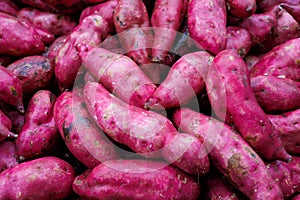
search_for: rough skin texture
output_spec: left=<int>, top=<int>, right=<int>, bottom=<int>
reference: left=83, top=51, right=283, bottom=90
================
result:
left=53, top=91, right=119, bottom=168
left=44, top=35, right=67, bottom=67
left=226, top=26, right=251, bottom=57
left=73, top=159, right=200, bottom=200
left=172, top=108, right=284, bottom=200
left=188, top=0, right=227, bottom=54
left=0, top=109, right=16, bottom=142
left=0, top=157, right=75, bottom=200
left=0, top=141, right=18, bottom=173
left=226, top=0, right=256, bottom=18
left=0, top=0, right=19, bottom=16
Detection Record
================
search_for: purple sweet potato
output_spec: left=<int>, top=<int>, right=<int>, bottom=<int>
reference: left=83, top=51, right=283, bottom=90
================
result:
left=281, top=3, right=300, bottom=24
left=53, top=91, right=119, bottom=168
left=251, top=75, right=300, bottom=112
left=0, top=141, right=18, bottom=173
left=226, top=26, right=251, bottom=57
left=2, top=108, right=24, bottom=134
left=151, top=0, right=188, bottom=63
left=173, top=108, right=283, bottom=200
left=0, top=109, right=16, bottom=142
left=188, top=0, right=227, bottom=54
left=0, top=66, right=24, bottom=113
left=148, top=51, right=212, bottom=109
left=78, top=45, right=156, bottom=108
left=0, top=156, right=75, bottom=200
left=44, top=35, right=68, bottom=66
left=226, top=0, right=256, bottom=18
left=0, top=0, right=19, bottom=16
left=17, top=7, right=77, bottom=36
left=15, top=90, right=59, bottom=160
left=207, top=49, right=290, bottom=161
left=0, top=12, right=45, bottom=56
left=73, top=159, right=200, bottom=200
left=39, top=0, right=85, bottom=14
left=79, top=0, right=118, bottom=33
left=7, top=56, right=54, bottom=96
left=257, top=0, right=300, bottom=12
left=55, top=14, right=108, bottom=90
left=268, top=108, right=300, bottom=154
left=250, top=38, right=300, bottom=81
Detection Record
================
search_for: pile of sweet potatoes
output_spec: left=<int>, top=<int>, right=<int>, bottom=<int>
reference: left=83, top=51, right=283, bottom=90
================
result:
left=0, top=0, right=300, bottom=199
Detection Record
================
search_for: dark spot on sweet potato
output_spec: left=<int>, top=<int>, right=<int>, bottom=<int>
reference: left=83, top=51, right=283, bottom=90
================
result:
left=62, top=122, right=72, bottom=142
left=227, top=154, right=248, bottom=177
left=49, top=94, right=55, bottom=104
left=10, top=86, right=18, bottom=96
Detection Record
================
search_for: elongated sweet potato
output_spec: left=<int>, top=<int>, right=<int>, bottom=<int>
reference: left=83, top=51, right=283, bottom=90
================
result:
left=188, top=0, right=227, bottom=54
left=226, top=0, right=256, bottom=18
left=151, top=0, right=188, bottom=63
left=0, top=66, right=24, bottom=113
left=268, top=108, right=300, bottom=154
left=7, top=56, right=54, bottom=96
left=53, top=91, right=119, bottom=168
left=250, top=38, right=300, bottom=81
left=73, top=159, right=200, bottom=200
left=173, top=108, right=283, bottom=200
left=0, top=109, right=16, bottom=142
left=0, top=0, right=19, bottom=16
left=55, top=14, right=108, bottom=90
left=0, top=141, right=18, bottom=173
left=0, top=156, right=75, bottom=200
left=257, top=0, right=300, bottom=12
left=78, top=45, right=156, bottom=108
left=226, top=26, right=251, bottom=57
left=281, top=3, right=300, bottom=24
left=207, top=49, right=290, bottom=161
left=251, top=75, right=300, bottom=112
left=15, top=90, right=59, bottom=160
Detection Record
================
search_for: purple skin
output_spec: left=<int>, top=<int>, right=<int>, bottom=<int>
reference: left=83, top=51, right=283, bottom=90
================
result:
left=251, top=75, right=300, bottom=112
left=0, top=141, right=18, bottom=173
left=257, top=0, right=300, bottom=12
left=250, top=38, right=300, bottom=82
left=281, top=3, right=300, bottom=24
left=0, top=0, right=19, bottom=16
left=44, top=35, right=67, bottom=66
left=38, top=0, right=85, bottom=14
left=84, top=82, right=177, bottom=158
left=268, top=109, right=300, bottom=154
left=20, top=0, right=57, bottom=13
left=226, top=0, right=256, bottom=18
left=53, top=91, right=119, bottom=169
left=1, top=108, right=25, bottom=134
left=15, top=90, right=59, bottom=160
left=0, top=66, right=24, bottom=113
left=245, top=54, right=264, bottom=71
left=188, top=0, right=227, bottom=55
left=72, top=159, right=200, bottom=200
left=78, top=45, right=156, bottom=108
left=83, top=0, right=109, bottom=4
left=0, top=157, right=76, bottom=200
left=0, top=109, right=16, bottom=142
left=226, top=26, right=251, bottom=57
left=172, top=108, right=284, bottom=200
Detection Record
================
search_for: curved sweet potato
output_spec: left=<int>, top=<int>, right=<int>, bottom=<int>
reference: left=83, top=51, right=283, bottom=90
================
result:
left=0, top=141, right=18, bottom=173
left=226, top=0, right=256, bottom=18
left=0, top=0, right=19, bottom=16
left=226, top=26, right=251, bottom=57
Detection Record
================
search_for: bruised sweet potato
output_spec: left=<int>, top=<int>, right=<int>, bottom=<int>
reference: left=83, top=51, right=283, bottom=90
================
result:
left=53, top=91, right=119, bottom=168
left=226, top=0, right=256, bottom=18
left=281, top=3, right=300, bottom=24
left=0, top=109, right=16, bottom=142
left=0, top=141, right=18, bottom=173
left=15, top=90, right=59, bottom=160
left=73, top=159, right=200, bottom=200
left=251, top=75, right=300, bottom=112
left=188, top=0, right=227, bottom=54
left=0, top=0, right=19, bottom=16
left=268, top=108, right=300, bottom=154
left=173, top=108, right=284, bottom=200
left=0, top=156, right=75, bottom=200
left=226, top=26, right=251, bottom=57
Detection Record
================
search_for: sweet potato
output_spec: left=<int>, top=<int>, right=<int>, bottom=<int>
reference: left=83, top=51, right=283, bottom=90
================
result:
left=147, top=51, right=212, bottom=109
left=257, top=0, right=300, bottom=12
left=172, top=108, right=283, bottom=199
left=44, top=35, right=67, bottom=66
left=0, top=66, right=24, bottom=113
left=38, top=0, right=85, bottom=14
left=0, top=109, right=16, bottom=142
left=281, top=3, right=300, bottom=24
left=0, top=12, right=45, bottom=56
left=207, top=49, right=290, bottom=161
left=0, top=156, right=75, bottom=200
left=250, top=38, right=300, bottom=81
left=17, top=8, right=77, bottom=36
left=53, top=91, right=119, bottom=168
left=267, top=156, right=300, bottom=198
left=251, top=75, right=300, bottom=112
left=268, top=108, right=300, bottom=154
left=0, top=0, right=19, bottom=16
left=79, top=0, right=118, bottom=33
left=78, top=45, right=156, bottom=108
left=226, top=26, right=251, bottom=57
left=73, top=159, right=200, bottom=200
left=226, top=0, right=256, bottom=18
left=7, top=56, right=54, bottom=96
left=20, top=0, right=57, bottom=13
left=2, top=109, right=24, bottom=134
left=151, top=0, right=188, bottom=63
left=55, top=14, right=108, bottom=90
left=15, top=90, right=59, bottom=160
left=188, top=0, right=227, bottom=54
left=0, top=141, right=18, bottom=173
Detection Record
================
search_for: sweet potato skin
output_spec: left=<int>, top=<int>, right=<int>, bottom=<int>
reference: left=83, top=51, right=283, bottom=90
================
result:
left=251, top=75, right=300, bottom=112
left=281, top=3, right=300, bottom=24
left=0, top=109, right=16, bottom=142
left=0, top=156, right=75, bottom=200
left=226, top=0, right=256, bottom=18
left=73, top=159, right=200, bottom=200
left=38, top=0, right=85, bottom=14
left=172, top=108, right=284, bottom=200
left=0, top=0, right=19, bottom=16
left=257, top=0, right=300, bottom=12
left=44, top=35, right=67, bottom=67
left=226, top=26, right=251, bottom=57
left=0, top=141, right=18, bottom=173
left=188, top=0, right=227, bottom=54
left=53, top=91, right=119, bottom=168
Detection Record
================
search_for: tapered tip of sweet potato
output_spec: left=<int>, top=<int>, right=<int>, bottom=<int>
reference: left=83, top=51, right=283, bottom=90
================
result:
left=275, top=147, right=292, bottom=163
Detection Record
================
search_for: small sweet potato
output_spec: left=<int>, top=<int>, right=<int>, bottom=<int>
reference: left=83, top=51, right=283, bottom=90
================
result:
left=281, top=3, right=300, bottom=24
left=0, top=0, right=19, bottom=16
left=15, top=90, right=59, bottom=160
left=188, top=0, right=227, bottom=54
left=173, top=108, right=284, bottom=199
left=226, top=26, right=251, bottom=57
left=0, top=156, right=75, bottom=200
left=251, top=75, right=300, bottom=112
left=226, top=0, right=256, bottom=18
left=0, top=109, right=16, bottom=142
left=0, top=141, right=18, bottom=173
left=53, top=91, right=119, bottom=168
left=73, top=159, right=200, bottom=200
